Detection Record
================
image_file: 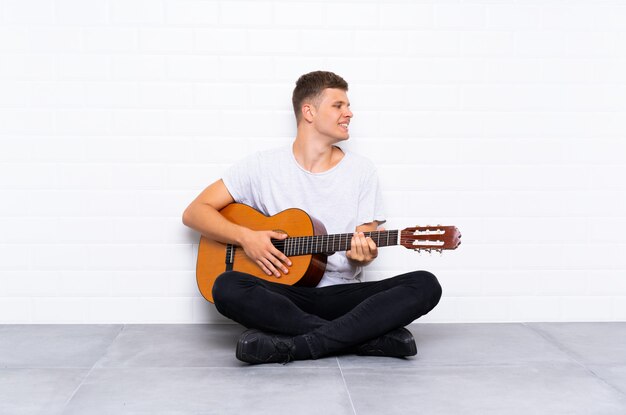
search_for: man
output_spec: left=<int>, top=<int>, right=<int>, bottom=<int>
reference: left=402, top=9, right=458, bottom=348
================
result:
left=182, top=71, right=442, bottom=364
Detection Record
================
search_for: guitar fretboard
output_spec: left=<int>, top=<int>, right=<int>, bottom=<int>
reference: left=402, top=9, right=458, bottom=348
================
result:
left=272, top=230, right=400, bottom=257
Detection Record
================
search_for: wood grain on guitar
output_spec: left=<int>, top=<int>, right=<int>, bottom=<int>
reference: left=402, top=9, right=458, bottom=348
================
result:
left=196, top=203, right=461, bottom=303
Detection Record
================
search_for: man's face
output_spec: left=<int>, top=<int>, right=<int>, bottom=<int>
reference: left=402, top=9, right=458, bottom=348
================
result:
left=310, top=88, right=353, bottom=142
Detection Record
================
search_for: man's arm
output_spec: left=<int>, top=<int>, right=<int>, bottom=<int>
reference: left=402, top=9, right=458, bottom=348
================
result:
left=346, top=221, right=382, bottom=266
left=182, top=179, right=291, bottom=277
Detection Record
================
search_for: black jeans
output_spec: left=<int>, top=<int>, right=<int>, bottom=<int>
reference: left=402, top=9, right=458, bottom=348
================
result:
left=212, top=270, right=442, bottom=359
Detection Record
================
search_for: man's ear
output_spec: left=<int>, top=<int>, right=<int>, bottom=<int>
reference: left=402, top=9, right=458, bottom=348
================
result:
left=302, top=104, right=315, bottom=122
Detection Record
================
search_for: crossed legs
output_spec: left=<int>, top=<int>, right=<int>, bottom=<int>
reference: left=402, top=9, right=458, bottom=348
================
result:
left=212, top=270, right=442, bottom=359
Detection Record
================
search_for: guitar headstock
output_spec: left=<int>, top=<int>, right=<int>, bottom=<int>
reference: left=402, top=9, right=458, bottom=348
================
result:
left=400, top=225, right=461, bottom=253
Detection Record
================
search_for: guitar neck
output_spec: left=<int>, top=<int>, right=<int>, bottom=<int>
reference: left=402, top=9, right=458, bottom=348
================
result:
left=273, top=230, right=400, bottom=257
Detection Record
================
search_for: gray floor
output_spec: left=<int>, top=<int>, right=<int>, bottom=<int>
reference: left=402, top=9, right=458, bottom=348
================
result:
left=1, top=323, right=626, bottom=414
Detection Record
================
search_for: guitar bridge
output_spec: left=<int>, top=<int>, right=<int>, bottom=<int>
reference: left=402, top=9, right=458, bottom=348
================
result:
left=225, top=244, right=235, bottom=271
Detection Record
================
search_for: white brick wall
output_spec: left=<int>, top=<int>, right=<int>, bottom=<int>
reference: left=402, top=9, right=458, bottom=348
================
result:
left=1, top=0, right=625, bottom=323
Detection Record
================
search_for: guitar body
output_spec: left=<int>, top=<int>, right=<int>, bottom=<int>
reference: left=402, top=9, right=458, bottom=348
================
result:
left=196, top=203, right=328, bottom=303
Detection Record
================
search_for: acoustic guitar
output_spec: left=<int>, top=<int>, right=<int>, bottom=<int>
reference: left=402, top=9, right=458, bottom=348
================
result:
left=196, top=203, right=461, bottom=303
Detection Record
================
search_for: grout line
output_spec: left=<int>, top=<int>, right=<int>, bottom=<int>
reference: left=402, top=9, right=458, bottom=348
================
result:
left=523, top=323, right=626, bottom=400
left=58, top=324, right=126, bottom=412
left=337, top=357, right=357, bottom=415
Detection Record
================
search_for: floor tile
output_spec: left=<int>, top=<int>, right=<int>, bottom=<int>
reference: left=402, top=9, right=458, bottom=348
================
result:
left=62, top=367, right=353, bottom=415
left=96, top=324, right=338, bottom=369
left=0, top=325, right=122, bottom=368
left=589, top=364, right=626, bottom=396
left=338, top=323, right=574, bottom=368
left=528, top=323, right=626, bottom=365
left=0, top=368, right=88, bottom=415
left=343, top=364, right=626, bottom=415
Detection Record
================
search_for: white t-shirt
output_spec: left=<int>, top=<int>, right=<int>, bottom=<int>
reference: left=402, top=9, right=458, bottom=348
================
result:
left=222, top=145, right=386, bottom=287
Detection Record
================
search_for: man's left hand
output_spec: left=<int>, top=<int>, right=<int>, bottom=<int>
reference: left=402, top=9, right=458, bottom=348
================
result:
left=346, top=229, right=383, bottom=266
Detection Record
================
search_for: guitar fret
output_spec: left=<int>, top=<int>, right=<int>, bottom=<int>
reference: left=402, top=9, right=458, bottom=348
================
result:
left=283, top=229, right=403, bottom=257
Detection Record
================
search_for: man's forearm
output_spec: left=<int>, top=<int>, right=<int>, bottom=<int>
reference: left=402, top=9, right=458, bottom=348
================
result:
left=182, top=204, right=248, bottom=246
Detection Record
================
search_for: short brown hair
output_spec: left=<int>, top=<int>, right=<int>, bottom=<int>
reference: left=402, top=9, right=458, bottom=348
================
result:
left=292, top=71, right=348, bottom=123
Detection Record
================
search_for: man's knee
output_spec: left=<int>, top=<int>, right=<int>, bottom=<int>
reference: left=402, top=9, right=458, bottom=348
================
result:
left=212, top=271, right=247, bottom=308
left=403, top=270, right=442, bottom=312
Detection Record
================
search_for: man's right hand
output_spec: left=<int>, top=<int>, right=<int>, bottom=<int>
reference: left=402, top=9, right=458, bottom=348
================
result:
left=239, top=229, right=292, bottom=278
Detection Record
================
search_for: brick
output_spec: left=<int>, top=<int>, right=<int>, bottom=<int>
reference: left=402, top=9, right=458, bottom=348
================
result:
left=110, top=0, right=165, bottom=24
left=326, top=3, right=379, bottom=28
left=193, top=83, right=248, bottom=108
left=219, top=1, right=272, bottom=26
left=194, top=29, right=247, bottom=53
left=83, top=28, right=139, bottom=52
left=0, top=271, right=61, bottom=296
left=86, top=191, right=138, bottom=216
left=273, top=2, right=325, bottom=27
left=455, top=297, right=511, bottom=322
left=28, top=190, right=90, bottom=217
left=137, top=190, right=195, bottom=216
left=0, top=299, right=32, bottom=323
left=219, top=57, right=273, bottom=81
left=3, top=0, right=54, bottom=24
left=32, top=298, right=88, bottom=323
left=111, top=110, right=168, bottom=135
left=56, top=0, right=108, bottom=25
left=0, top=245, right=30, bottom=270
left=1, top=55, right=56, bottom=80
left=509, top=297, right=563, bottom=322
left=112, top=55, right=167, bottom=81
left=0, top=28, right=81, bottom=52
left=249, top=30, right=299, bottom=54
left=406, top=31, right=459, bottom=57
left=460, top=31, right=515, bottom=57
left=138, top=83, right=193, bottom=108
left=30, top=82, right=86, bottom=107
left=59, top=271, right=113, bottom=297
left=299, top=30, right=356, bottom=56
left=167, top=109, right=220, bottom=135
left=167, top=56, right=219, bottom=81
left=164, top=0, right=219, bottom=25
left=562, top=297, right=613, bottom=321
left=249, top=83, right=292, bottom=109
left=56, top=110, right=113, bottom=135
left=139, top=29, right=194, bottom=53
left=136, top=136, right=194, bottom=162
left=515, top=31, right=568, bottom=58
left=486, top=5, right=542, bottom=29
left=85, top=82, right=139, bottom=108
left=379, top=58, right=486, bottom=82
left=541, top=5, right=596, bottom=30
left=31, top=244, right=88, bottom=271
left=57, top=55, right=110, bottom=81
left=380, top=3, right=434, bottom=28
left=435, top=4, right=487, bottom=30
left=355, top=30, right=407, bottom=56
left=0, top=163, right=56, bottom=189
left=486, top=59, right=543, bottom=82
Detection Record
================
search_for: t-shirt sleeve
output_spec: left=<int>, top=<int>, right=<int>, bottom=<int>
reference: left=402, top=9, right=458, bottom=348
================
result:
left=221, top=154, right=256, bottom=206
left=356, top=166, right=387, bottom=226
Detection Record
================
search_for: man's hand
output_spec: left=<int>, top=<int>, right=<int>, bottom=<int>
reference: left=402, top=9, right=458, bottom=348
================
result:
left=346, top=228, right=384, bottom=266
left=240, top=229, right=292, bottom=278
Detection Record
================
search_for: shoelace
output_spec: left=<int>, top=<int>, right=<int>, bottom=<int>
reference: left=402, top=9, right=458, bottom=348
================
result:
left=272, top=338, right=295, bottom=365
